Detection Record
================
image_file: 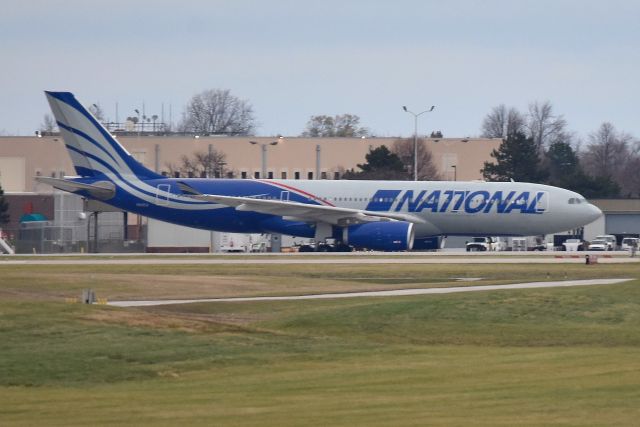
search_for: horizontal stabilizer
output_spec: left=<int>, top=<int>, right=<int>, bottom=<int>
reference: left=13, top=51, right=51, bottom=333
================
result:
left=36, top=177, right=116, bottom=200
left=177, top=182, right=202, bottom=196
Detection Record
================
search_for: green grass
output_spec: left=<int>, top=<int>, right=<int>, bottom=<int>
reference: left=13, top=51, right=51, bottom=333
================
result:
left=1, top=262, right=640, bottom=425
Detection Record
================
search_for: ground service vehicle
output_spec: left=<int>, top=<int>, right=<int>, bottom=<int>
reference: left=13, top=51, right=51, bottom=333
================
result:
left=562, top=239, right=584, bottom=251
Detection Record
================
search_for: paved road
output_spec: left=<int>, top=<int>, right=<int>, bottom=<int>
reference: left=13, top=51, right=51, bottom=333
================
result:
left=2, top=257, right=638, bottom=265
left=108, top=278, right=634, bottom=307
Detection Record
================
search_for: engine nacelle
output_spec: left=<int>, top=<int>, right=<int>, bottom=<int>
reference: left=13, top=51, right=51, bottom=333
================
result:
left=343, top=221, right=415, bottom=251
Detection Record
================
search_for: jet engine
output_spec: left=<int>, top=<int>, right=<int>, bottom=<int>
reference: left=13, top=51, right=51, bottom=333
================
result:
left=343, top=221, right=415, bottom=251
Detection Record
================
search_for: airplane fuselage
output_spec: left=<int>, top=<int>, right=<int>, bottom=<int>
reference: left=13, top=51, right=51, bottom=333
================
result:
left=89, top=176, right=602, bottom=239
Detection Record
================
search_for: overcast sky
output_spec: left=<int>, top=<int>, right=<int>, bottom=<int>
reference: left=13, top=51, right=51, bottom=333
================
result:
left=1, top=0, right=639, bottom=140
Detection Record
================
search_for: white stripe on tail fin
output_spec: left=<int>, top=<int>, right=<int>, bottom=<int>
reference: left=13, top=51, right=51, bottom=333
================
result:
left=45, top=91, right=162, bottom=180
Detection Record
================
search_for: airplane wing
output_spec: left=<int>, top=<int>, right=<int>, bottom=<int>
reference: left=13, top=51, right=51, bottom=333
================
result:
left=178, top=183, right=424, bottom=226
left=36, top=176, right=116, bottom=200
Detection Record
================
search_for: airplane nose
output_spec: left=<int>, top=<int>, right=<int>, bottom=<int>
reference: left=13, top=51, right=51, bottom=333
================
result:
left=585, top=204, right=603, bottom=223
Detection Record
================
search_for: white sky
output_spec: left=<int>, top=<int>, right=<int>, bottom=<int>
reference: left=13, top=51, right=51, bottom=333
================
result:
left=1, top=0, right=639, bottom=140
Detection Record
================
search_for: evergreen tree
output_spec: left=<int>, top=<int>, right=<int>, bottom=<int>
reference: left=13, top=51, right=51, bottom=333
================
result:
left=0, top=184, right=9, bottom=226
left=576, top=175, right=621, bottom=198
left=482, top=132, right=547, bottom=182
left=343, top=145, right=408, bottom=180
left=544, top=141, right=581, bottom=188
left=544, top=141, right=620, bottom=198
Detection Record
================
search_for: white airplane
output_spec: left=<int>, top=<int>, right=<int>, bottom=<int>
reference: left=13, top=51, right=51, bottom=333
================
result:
left=38, top=91, right=602, bottom=250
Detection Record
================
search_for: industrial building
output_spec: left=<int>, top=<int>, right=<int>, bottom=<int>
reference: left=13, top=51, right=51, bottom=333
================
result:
left=0, top=134, right=499, bottom=193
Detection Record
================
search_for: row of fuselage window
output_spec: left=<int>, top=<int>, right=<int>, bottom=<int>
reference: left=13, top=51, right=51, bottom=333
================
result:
left=36, top=170, right=338, bottom=181
left=162, top=171, right=340, bottom=180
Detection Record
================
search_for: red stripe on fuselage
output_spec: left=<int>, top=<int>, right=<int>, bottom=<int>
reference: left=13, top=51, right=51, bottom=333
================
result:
left=258, top=179, right=336, bottom=207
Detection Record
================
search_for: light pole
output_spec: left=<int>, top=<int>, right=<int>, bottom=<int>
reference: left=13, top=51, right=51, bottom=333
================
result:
left=134, top=109, right=140, bottom=136
left=403, top=105, right=435, bottom=181
left=249, top=140, right=282, bottom=253
left=316, top=144, right=321, bottom=179
left=249, top=140, right=278, bottom=178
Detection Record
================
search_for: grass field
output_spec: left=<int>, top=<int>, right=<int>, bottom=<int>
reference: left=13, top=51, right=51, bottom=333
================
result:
left=1, top=261, right=640, bottom=425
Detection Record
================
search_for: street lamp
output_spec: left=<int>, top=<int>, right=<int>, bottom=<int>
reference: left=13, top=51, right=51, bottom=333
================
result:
left=248, top=140, right=282, bottom=252
left=134, top=109, right=140, bottom=136
left=249, top=140, right=279, bottom=178
left=402, top=105, right=435, bottom=181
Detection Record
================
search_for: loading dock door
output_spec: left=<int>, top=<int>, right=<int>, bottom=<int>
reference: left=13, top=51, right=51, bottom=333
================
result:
left=605, top=214, right=640, bottom=235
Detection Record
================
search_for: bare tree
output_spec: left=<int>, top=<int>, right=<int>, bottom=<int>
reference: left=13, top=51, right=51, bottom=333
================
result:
left=526, top=101, right=567, bottom=150
left=166, top=149, right=228, bottom=178
left=582, top=122, right=630, bottom=177
left=302, top=114, right=369, bottom=137
left=392, top=138, right=442, bottom=180
left=621, top=151, right=640, bottom=197
left=302, top=115, right=335, bottom=137
left=334, top=114, right=369, bottom=137
left=480, top=104, right=525, bottom=138
left=582, top=122, right=637, bottom=195
left=194, top=150, right=228, bottom=177
left=88, top=103, right=105, bottom=122
left=179, top=89, right=256, bottom=135
left=40, top=114, right=58, bottom=133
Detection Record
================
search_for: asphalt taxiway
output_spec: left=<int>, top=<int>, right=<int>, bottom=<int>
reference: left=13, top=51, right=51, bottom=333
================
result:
left=1, top=253, right=638, bottom=265
left=109, top=278, right=633, bottom=307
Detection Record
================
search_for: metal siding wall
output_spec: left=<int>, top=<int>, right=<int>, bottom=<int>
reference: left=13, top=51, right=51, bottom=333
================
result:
left=605, top=214, right=640, bottom=234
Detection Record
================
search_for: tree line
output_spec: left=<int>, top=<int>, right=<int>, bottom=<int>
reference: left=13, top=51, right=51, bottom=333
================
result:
left=480, top=101, right=639, bottom=198
left=37, top=89, right=639, bottom=197
left=40, top=89, right=371, bottom=138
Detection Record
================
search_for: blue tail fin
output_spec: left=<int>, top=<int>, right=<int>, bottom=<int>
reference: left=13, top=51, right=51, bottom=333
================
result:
left=45, top=91, right=162, bottom=180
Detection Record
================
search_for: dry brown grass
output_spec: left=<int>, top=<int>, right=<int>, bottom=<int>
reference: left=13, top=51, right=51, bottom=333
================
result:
left=80, top=305, right=265, bottom=333
left=1, top=269, right=456, bottom=302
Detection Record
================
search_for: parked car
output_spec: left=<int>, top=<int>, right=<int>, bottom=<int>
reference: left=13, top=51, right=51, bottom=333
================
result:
left=562, top=239, right=584, bottom=251
left=621, top=237, right=639, bottom=251
left=588, top=239, right=609, bottom=251
left=593, top=234, right=616, bottom=251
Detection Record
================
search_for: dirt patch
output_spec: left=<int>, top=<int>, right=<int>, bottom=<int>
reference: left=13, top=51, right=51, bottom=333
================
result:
left=4, top=269, right=471, bottom=302
left=80, top=305, right=270, bottom=333
left=4, top=271, right=270, bottom=299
